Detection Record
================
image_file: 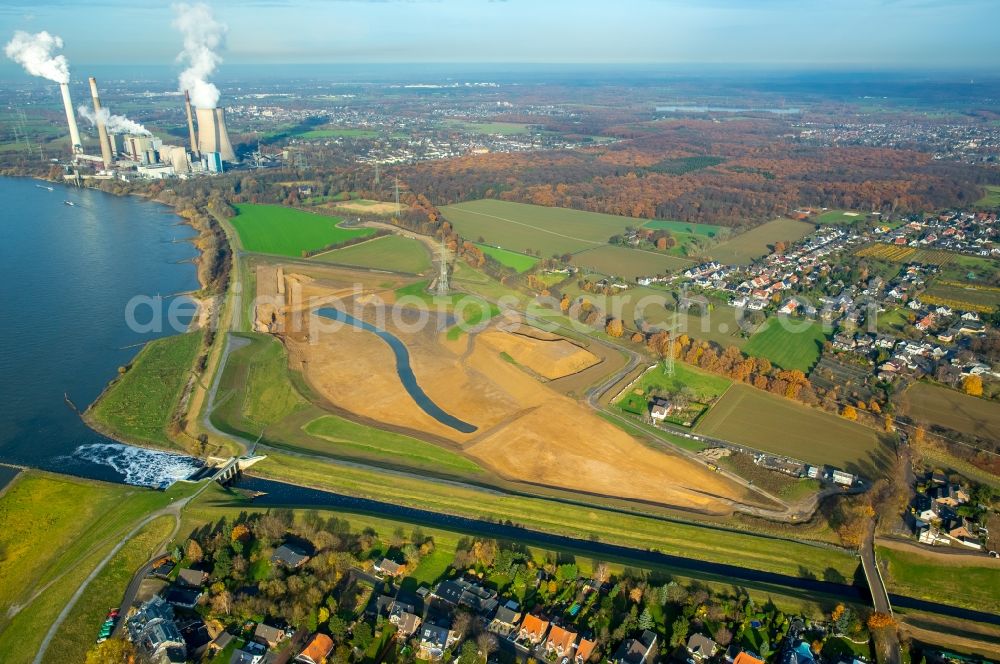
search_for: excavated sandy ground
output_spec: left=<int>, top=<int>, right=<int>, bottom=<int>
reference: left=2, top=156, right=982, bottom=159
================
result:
left=477, top=330, right=599, bottom=380
left=282, top=279, right=746, bottom=511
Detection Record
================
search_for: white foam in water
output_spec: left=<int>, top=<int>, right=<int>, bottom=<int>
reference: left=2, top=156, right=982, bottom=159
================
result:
left=72, top=443, right=203, bottom=489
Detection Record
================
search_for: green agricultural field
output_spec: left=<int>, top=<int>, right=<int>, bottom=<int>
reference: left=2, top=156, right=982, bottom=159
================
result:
left=642, top=218, right=727, bottom=238
left=744, top=316, right=830, bottom=372
left=562, top=283, right=750, bottom=348
left=211, top=333, right=307, bottom=436
left=45, top=516, right=175, bottom=664
left=695, top=384, right=885, bottom=474
left=303, top=415, right=482, bottom=475
left=901, top=382, right=1000, bottom=441
left=441, top=200, right=638, bottom=255
left=231, top=204, right=373, bottom=256
left=923, top=280, right=1000, bottom=311
left=313, top=235, right=432, bottom=273
left=88, top=331, right=203, bottom=448
left=877, top=546, right=1000, bottom=614
left=708, top=218, right=815, bottom=264
left=624, top=362, right=732, bottom=404
left=572, top=245, right=693, bottom=280
left=813, top=210, right=867, bottom=225
left=475, top=243, right=540, bottom=273
left=975, top=185, right=1000, bottom=207
left=299, top=127, right=378, bottom=139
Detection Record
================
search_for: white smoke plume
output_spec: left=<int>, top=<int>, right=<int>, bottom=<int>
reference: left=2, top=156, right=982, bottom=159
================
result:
left=4, top=30, right=70, bottom=84
left=77, top=105, right=151, bottom=137
left=172, top=3, right=226, bottom=109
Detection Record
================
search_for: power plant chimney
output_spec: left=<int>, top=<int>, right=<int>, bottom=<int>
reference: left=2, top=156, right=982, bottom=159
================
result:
left=58, top=82, right=82, bottom=154
left=88, top=77, right=113, bottom=169
left=184, top=91, right=199, bottom=158
left=195, top=106, right=236, bottom=162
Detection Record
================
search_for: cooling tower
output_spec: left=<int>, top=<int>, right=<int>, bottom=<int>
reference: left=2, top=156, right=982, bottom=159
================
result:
left=59, top=82, right=82, bottom=154
left=195, top=107, right=236, bottom=162
left=184, top=91, right=199, bottom=158
left=166, top=146, right=191, bottom=174
left=88, top=77, right=113, bottom=169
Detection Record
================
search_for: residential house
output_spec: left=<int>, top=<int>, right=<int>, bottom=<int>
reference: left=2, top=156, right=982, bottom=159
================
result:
left=389, top=609, right=422, bottom=638
left=295, top=634, right=334, bottom=664
left=576, top=638, right=598, bottom=664
left=612, top=630, right=657, bottom=664
left=488, top=604, right=522, bottom=638
left=271, top=544, right=309, bottom=569
left=649, top=397, right=673, bottom=422
left=164, top=585, right=202, bottom=610
left=254, top=623, right=288, bottom=649
left=433, top=578, right=499, bottom=614
left=126, top=596, right=187, bottom=664
left=519, top=614, right=551, bottom=645
left=374, top=558, right=404, bottom=577
left=418, top=622, right=458, bottom=660
left=545, top=624, right=578, bottom=658
left=732, top=652, right=766, bottom=664
left=176, top=568, right=208, bottom=588
left=230, top=642, right=267, bottom=664
left=686, top=633, right=718, bottom=662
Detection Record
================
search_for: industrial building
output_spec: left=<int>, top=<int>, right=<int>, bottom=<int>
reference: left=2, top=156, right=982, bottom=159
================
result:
left=55, top=77, right=239, bottom=181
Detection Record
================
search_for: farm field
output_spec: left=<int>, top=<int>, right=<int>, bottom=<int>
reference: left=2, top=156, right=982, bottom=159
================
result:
left=642, top=219, right=727, bottom=237
left=744, top=316, right=830, bottom=372
left=975, top=185, right=1000, bottom=206
left=331, top=199, right=401, bottom=216
left=901, top=382, right=1000, bottom=441
left=877, top=545, right=1000, bottom=614
left=475, top=243, right=540, bottom=273
left=813, top=210, right=866, bottom=225
left=707, top=218, right=814, bottom=264
left=694, top=384, right=885, bottom=474
left=562, top=283, right=750, bottom=347
left=572, top=244, right=693, bottom=279
left=313, top=235, right=432, bottom=273
left=921, top=280, right=1000, bottom=313
left=231, top=204, right=373, bottom=256
left=299, top=127, right=378, bottom=139
left=441, top=199, right=640, bottom=254
left=87, top=331, right=204, bottom=448
left=855, top=243, right=960, bottom=266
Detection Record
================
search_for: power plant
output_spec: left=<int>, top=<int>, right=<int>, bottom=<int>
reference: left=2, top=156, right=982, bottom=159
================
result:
left=47, top=78, right=240, bottom=181
left=58, top=82, right=82, bottom=154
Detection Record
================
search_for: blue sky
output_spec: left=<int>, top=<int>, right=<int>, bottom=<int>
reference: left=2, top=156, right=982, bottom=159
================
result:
left=1, top=0, right=998, bottom=70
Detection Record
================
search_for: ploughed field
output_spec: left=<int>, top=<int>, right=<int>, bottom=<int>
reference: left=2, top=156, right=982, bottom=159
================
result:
left=901, top=382, right=1000, bottom=441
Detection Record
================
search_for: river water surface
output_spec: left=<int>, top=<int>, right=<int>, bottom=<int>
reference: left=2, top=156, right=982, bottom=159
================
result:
left=0, top=177, right=203, bottom=486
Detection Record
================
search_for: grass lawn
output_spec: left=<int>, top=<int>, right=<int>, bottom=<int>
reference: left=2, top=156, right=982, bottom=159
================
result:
left=642, top=219, right=727, bottom=238
left=744, top=316, right=830, bottom=372
left=248, top=450, right=859, bottom=581
left=87, top=331, right=203, bottom=448
left=695, top=384, right=885, bottom=474
left=231, top=204, right=373, bottom=256
left=813, top=210, right=866, bottom=225
left=901, top=382, right=1000, bottom=441
left=615, top=363, right=731, bottom=425
left=211, top=333, right=308, bottom=437
left=975, top=185, right=1000, bottom=207
left=313, top=235, right=432, bottom=273
left=0, top=473, right=186, bottom=664
left=475, top=243, right=540, bottom=273
left=44, top=515, right=175, bottom=664
left=708, top=218, right=815, bottom=264
left=303, top=415, right=482, bottom=475
left=877, top=546, right=1000, bottom=614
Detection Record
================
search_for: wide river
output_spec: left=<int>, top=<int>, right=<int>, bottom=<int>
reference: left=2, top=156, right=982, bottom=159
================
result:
left=0, top=177, right=203, bottom=486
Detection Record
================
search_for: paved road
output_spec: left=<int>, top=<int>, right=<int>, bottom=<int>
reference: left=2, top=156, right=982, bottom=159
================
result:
left=861, top=518, right=900, bottom=664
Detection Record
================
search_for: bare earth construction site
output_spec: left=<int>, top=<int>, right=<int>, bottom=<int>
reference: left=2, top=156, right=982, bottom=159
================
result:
left=252, top=259, right=764, bottom=515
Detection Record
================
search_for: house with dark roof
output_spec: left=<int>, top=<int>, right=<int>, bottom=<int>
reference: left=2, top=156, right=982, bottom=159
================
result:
left=271, top=544, right=309, bottom=568
left=177, top=568, right=208, bottom=588
left=126, top=597, right=187, bottom=664
left=488, top=604, right=522, bottom=638
left=612, top=630, right=657, bottom=664
left=687, top=633, right=718, bottom=662
left=254, top=623, right=288, bottom=649
left=418, top=621, right=458, bottom=660
left=433, top=578, right=499, bottom=614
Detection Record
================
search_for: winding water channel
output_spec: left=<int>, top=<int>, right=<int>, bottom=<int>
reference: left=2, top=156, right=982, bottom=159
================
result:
left=316, top=307, right=477, bottom=433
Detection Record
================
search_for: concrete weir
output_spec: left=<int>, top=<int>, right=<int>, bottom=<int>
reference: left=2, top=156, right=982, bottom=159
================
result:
left=212, top=455, right=267, bottom=484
